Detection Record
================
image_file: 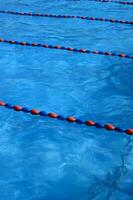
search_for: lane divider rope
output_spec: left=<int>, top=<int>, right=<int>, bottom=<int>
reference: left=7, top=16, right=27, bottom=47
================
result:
left=95, top=0, right=133, bottom=4
left=0, top=10, right=133, bottom=25
left=0, top=38, right=133, bottom=59
left=68, top=0, right=133, bottom=5
left=0, top=100, right=132, bottom=135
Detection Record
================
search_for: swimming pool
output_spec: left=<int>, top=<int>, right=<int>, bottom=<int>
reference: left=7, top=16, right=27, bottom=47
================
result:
left=0, top=0, right=133, bottom=199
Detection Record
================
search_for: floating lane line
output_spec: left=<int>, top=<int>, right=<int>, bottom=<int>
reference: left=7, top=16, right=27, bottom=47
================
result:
left=0, top=38, right=133, bottom=59
left=68, top=0, right=133, bottom=5
left=95, top=0, right=133, bottom=4
left=0, top=10, right=133, bottom=25
left=0, top=100, right=133, bottom=135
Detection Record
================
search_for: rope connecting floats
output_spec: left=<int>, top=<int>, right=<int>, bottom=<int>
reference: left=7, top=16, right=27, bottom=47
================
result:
left=0, top=11, right=133, bottom=25
left=68, top=0, right=133, bottom=5
left=96, top=0, right=133, bottom=4
left=0, top=100, right=133, bottom=135
left=0, top=38, right=133, bottom=59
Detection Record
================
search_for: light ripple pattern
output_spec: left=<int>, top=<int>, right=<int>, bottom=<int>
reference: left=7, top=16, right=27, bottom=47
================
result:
left=0, top=0, right=132, bottom=200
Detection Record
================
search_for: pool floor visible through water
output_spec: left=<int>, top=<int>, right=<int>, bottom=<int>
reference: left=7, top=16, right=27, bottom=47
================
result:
left=0, top=0, right=133, bottom=200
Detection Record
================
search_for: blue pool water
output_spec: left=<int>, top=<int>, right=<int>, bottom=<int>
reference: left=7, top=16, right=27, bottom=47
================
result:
left=0, top=0, right=133, bottom=199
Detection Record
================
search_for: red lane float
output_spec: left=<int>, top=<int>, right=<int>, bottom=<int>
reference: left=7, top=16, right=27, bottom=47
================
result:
left=0, top=100, right=133, bottom=135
